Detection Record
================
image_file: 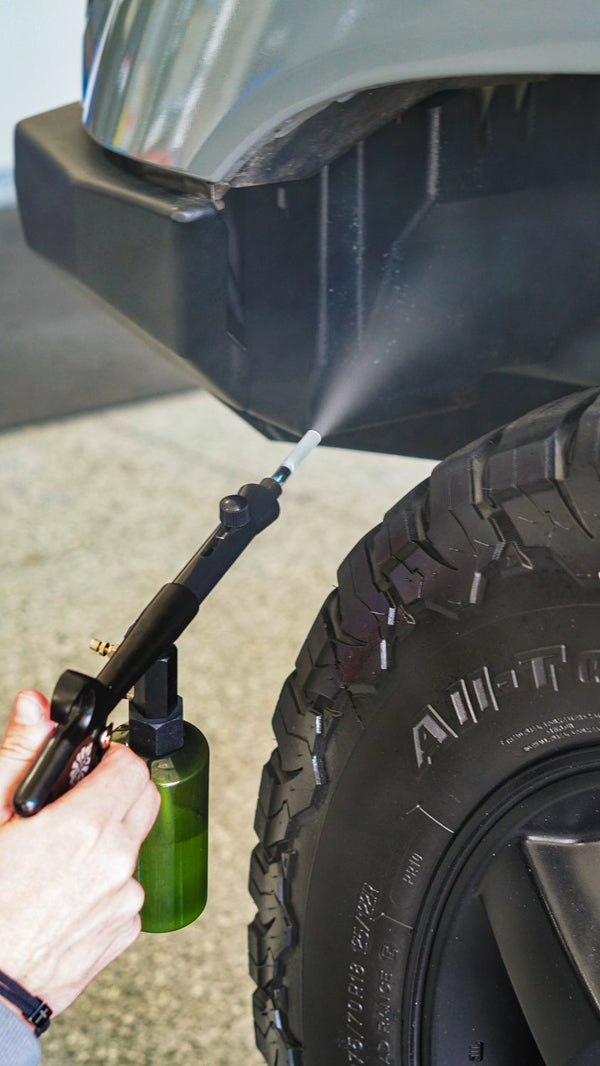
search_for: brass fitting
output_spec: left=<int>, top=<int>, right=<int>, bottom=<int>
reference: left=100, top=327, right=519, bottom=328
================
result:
left=89, top=638, right=120, bottom=658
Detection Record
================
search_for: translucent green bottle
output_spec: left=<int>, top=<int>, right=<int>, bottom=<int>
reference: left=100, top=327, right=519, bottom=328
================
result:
left=114, top=720, right=209, bottom=932
left=113, top=646, right=209, bottom=933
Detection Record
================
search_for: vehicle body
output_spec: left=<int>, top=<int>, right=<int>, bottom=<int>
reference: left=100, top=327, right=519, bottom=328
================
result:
left=15, top=3, right=600, bottom=1064
left=16, top=0, right=600, bottom=459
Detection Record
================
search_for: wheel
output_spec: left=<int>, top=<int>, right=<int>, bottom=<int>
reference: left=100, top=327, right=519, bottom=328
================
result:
left=249, top=388, right=600, bottom=1066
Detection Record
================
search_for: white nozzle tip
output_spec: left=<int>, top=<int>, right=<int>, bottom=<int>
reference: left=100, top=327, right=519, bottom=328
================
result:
left=281, top=429, right=322, bottom=474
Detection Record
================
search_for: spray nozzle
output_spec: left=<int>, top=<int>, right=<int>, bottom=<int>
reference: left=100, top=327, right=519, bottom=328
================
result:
left=271, top=429, right=322, bottom=485
left=13, top=430, right=322, bottom=817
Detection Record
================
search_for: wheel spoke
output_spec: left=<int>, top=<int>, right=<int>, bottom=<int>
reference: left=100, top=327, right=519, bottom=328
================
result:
left=481, top=836, right=600, bottom=1066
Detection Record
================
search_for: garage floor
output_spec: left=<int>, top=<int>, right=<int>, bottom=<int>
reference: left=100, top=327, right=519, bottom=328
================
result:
left=0, top=390, right=434, bottom=1064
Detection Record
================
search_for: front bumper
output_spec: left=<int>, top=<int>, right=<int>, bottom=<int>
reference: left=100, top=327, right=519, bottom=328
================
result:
left=15, top=104, right=234, bottom=402
left=16, top=83, right=600, bottom=460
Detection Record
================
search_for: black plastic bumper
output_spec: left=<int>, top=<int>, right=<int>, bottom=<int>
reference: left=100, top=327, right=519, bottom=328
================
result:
left=15, top=104, right=233, bottom=400
left=15, top=84, right=600, bottom=459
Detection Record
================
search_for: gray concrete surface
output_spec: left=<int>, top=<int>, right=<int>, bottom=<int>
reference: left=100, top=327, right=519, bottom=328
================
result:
left=0, top=392, right=434, bottom=1064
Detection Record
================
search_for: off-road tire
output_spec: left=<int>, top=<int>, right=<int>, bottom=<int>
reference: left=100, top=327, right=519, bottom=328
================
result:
left=249, top=388, right=600, bottom=1065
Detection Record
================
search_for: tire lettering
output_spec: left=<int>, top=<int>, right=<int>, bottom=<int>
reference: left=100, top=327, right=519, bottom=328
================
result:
left=376, top=1005, right=392, bottom=1035
left=447, top=667, right=499, bottom=728
left=344, top=963, right=366, bottom=1063
left=376, top=970, right=394, bottom=1060
left=515, top=645, right=567, bottom=692
left=578, top=650, right=600, bottom=683
left=493, top=668, right=519, bottom=692
left=376, top=1040, right=393, bottom=1064
left=351, top=926, right=370, bottom=955
left=344, top=1035, right=365, bottom=1064
left=402, top=852, right=423, bottom=886
left=347, top=1005, right=363, bottom=1029
left=351, top=883, right=381, bottom=955
left=380, top=942, right=398, bottom=961
left=412, top=645, right=600, bottom=769
left=449, top=679, right=476, bottom=725
left=344, top=939, right=398, bottom=1061
left=413, top=707, right=456, bottom=768
left=471, top=666, right=499, bottom=713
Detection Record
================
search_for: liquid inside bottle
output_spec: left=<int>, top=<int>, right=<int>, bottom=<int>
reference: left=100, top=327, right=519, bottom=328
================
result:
left=114, top=721, right=209, bottom=933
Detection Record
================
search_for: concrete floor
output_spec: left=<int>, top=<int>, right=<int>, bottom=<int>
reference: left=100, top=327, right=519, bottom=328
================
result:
left=0, top=392, right=434, bottom=1064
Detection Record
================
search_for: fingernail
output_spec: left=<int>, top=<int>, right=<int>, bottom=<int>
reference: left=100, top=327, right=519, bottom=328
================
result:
left=13, top=692, right=43, bottom=725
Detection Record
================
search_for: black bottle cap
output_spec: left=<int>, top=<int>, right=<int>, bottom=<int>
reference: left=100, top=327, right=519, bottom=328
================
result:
left=128, top=647, right=184, bottom=757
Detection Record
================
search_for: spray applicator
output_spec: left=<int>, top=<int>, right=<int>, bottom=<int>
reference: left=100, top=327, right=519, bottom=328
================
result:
left=13, top=429, right=321, bottom=931
left=271, top=429, right=321, bottom=485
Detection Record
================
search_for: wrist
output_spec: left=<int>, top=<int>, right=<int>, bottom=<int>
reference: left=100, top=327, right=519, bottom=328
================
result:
left=0, top=996, right=36, bottom=1034
left=0, top=969, right=52, bottom=1037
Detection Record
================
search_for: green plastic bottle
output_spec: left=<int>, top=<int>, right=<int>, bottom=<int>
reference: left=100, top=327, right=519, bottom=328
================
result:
left=113, top=647, right=209, bottom=933
left=115, top=721, right=209, bottom=932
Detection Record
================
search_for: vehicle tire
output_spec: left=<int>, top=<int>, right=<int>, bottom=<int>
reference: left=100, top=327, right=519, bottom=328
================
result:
left=250, top=388, right=600, bottom=1066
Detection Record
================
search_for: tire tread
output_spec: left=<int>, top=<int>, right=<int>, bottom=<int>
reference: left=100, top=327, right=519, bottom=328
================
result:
left=250, top=388, right=600, bottom=1063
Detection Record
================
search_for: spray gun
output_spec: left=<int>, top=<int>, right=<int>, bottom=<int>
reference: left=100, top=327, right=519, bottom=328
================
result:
left=12, top=430, right=321, bottom=931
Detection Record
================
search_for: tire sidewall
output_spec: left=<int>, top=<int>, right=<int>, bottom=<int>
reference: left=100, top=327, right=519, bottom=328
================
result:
left=300, top=587, right=600, bottom=1066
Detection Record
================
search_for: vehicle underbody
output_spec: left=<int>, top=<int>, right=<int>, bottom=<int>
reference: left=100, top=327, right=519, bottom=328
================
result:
left=17, top=75, right=600, bottom=458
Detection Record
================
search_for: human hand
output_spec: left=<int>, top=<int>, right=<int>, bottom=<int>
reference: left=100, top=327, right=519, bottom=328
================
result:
left=0, top=690, right=160, bottom=1017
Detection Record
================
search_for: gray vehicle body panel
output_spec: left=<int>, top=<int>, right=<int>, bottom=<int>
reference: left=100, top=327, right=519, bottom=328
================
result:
left=84, top=0, right=600, bottom=184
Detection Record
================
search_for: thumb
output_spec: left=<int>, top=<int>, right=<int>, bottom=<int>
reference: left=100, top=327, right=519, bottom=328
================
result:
left=0, top=690, right=55, bottom=823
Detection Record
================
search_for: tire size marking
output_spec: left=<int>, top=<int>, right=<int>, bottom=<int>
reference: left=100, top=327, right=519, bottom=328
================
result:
left=342, top=957, right=399, bottom=1065
left=345, top=885, right=382, bottom=1062
left=350, top=882, right=381, bottom=956
left=344, top=962, right=366, bottom=1064
left=411, top=645, right=600, bottom=770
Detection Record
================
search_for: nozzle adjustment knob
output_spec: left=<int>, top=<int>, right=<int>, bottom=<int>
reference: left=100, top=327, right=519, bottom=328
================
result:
left=219, top=495, right=251, bottom=529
